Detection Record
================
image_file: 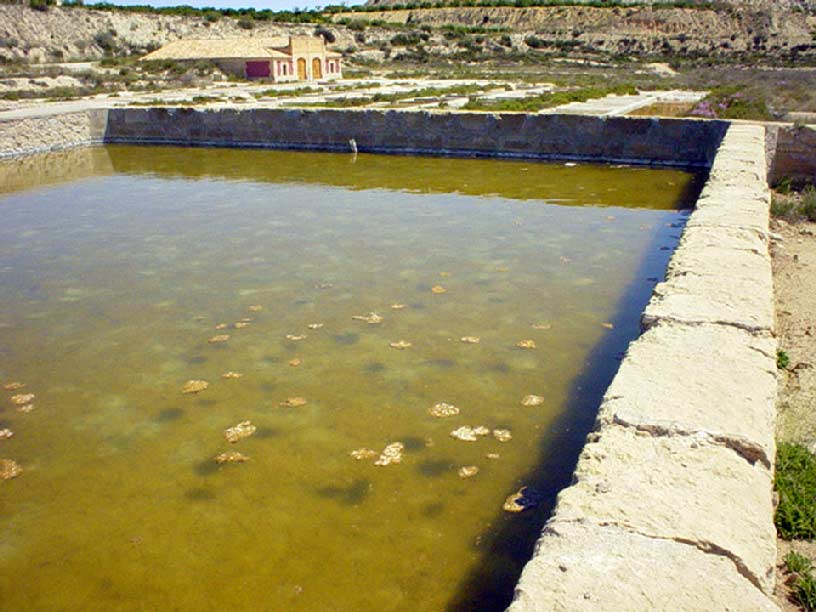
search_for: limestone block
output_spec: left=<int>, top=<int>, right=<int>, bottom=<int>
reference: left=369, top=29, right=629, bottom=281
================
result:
left=673, top=224, right=768, bottom=255
left=508, top=521, right=779, bottom=612
left=598, top=321, right=776, bottom=466
left=666, top=230, right=772, bottom=280
left=642, top=266, right=774, bottom=333
left=553, top=426, right=777, bottom=593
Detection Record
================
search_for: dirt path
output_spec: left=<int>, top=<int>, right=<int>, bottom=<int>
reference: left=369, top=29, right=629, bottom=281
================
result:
left=772, top=218, right=816, bottom=610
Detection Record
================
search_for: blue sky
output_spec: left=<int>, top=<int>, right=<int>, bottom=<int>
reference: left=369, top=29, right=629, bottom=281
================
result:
left=97, top=0, right=365, bottom=10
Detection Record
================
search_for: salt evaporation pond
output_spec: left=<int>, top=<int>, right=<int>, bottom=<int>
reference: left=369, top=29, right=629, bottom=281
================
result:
left=0, top=146, right=704, bottom=611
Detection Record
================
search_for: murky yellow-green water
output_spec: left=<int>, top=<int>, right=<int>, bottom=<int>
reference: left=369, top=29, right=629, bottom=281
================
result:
left=0, top=146, right=702, bottom=612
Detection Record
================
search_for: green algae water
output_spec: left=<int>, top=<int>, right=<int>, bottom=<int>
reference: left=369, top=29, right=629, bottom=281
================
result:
left=0, top=145, right=703, bottom=611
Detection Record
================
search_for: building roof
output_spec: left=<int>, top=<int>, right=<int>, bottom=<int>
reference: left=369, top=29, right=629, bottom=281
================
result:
left=142, top=37, right=295, bottom=61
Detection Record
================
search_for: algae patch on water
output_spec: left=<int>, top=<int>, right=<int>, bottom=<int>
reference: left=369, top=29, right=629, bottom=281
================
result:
left=0, top=145, right=701, bottom=612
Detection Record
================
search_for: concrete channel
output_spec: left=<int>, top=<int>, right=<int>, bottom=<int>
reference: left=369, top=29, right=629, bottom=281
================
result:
left=0, top=107, right=810, bottom=610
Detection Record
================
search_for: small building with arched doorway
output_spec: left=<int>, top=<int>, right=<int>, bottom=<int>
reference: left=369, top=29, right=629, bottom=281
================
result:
left=141, top=36, right=343, bottom=82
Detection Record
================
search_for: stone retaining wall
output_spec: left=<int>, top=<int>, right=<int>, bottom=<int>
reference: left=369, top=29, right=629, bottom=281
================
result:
left=767, top=124, right=816, bottom=185
left=508, top=123, right=780, bottom=610
left=102, top=108, right=729, bottom=167
left=0, top=109, right=107, bottom=160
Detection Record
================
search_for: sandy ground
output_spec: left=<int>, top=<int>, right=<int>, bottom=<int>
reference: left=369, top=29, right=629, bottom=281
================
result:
left=772, top=218, right=816, bottom=610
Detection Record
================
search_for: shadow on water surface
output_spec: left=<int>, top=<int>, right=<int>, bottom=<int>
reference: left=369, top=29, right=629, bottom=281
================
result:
left=444, top=210, right=691, bottom=612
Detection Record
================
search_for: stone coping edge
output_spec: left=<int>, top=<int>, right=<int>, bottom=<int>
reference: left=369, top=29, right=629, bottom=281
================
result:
left=508, top=123, right=779, bottom=610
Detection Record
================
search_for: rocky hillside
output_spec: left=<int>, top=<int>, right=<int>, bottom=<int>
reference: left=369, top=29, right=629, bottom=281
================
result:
left=0, top=5, right=356, bottom=63
left=0, top=2, right=814, bottom=65
left=335, top=5, right=816, bottom=59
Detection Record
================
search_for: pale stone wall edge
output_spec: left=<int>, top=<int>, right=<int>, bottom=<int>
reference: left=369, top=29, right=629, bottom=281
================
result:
left=508, top=123, right=780, bottom=610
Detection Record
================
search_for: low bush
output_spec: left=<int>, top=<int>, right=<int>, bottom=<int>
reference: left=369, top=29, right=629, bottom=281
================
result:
left=785, top=551, right=816, bottom=610
left=776, top=443, right=816, bottom=540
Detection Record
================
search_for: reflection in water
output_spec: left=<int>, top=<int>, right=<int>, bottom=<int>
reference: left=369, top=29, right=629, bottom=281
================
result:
left=0, top=145, right=701, bottom=611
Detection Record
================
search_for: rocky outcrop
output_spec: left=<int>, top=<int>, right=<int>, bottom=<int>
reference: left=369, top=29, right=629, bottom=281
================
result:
left=0, top=5, right=355, bottom=63
left=335, top=5, right=816, bottom=59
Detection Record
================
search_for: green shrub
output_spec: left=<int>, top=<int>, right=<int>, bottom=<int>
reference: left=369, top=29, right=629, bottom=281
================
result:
left=94, top=30, right=117, bottom=53
left=237, top=18, right=254, bottom=29
left=771, top=196, right=796, bottom=219
left=776, top=443, right=816, bottom=540
left=786, top=551, right=816, bottom=610
left=778, top=350, right=791, bottom=370
left=802, top=186, right=816, bottom=222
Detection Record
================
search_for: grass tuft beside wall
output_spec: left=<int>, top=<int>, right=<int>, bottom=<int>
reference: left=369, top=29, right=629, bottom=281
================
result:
left=776, top=443, right=816, bottom=540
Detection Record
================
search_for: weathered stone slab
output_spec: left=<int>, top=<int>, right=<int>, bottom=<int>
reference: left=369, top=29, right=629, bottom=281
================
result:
left=553, top=425, right=776, bottom=593
left=666, top=233, right=771, bottom=281
left=508, top=521, right=780, bottom=612
left=674, top=224, right=768, bottom=255
left=642, top=267, right=774, bottom=333
left=685, top=203, right=769, bottom=237
left=599, top=321, right=776, bottom=466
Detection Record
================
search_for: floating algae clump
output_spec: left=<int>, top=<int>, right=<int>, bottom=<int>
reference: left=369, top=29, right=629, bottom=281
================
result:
left=182, top=380, right=209, bottom=394
left=374, top=442, right=404, bottom=466
left=248, top=305, right=263, bottom=312
left=350, top=448, right=378, bottom=461
left=307, top=323, right=324, bottom=330
left=389, top=340, right=412, bottom=350
left=521, top=395, right=545, bottom=407
left=286, top=334, right=307, bottom=341
left=288, top=358, right=302, bottom=367
left=221, top=371, right=243, bottom=379
left=458, top=466, right=479, bottom=479
left=224, top=421, right=256, bottom=444
left=516, top=339, right=536, bottom=349
left=280, top=397, right=307, bottom=408
left=0, top=429, right=13, bottom=440
left=3, top=382, right=25, bottom=391
left=431, top=285, right=447, bottom=294
left=503, top=486, right=544, bottom=513
left=428, top=402, right=459, bottom=418
left=215, top=451, right=250, bottom=464
left=493, top=429, right=512, bottom=442
left=0, top=459, right=21, bottom=480
left=390, top=303, right=406, bottom=310
left=460, top=336, right=480, bottom=344
left=16, top=404, right=34, bottom=413
left=208, top=334, right=230, bottom=344
left=10, top=394, right=34, bottom=405
left=352, top=313, right=383, bottom=325
left=450, top=426, right=489, bottom=442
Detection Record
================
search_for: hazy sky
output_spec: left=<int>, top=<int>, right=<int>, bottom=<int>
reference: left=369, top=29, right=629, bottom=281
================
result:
left=97, top=0, right=365, bottom=10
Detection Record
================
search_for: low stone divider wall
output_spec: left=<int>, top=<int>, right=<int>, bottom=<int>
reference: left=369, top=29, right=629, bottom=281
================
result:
left=102, top=107, right=728, bottom=167
left=0, top=109, right=107, bottom=160
left=767, top=123, right=816, bottom=185
left=508, top=123, right=779, bottom=610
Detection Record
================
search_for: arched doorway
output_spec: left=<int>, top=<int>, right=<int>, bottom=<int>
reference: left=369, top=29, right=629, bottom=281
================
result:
left=312, top=58, right=323, bottom=80
left=297, top=58, right=307, bottom=81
